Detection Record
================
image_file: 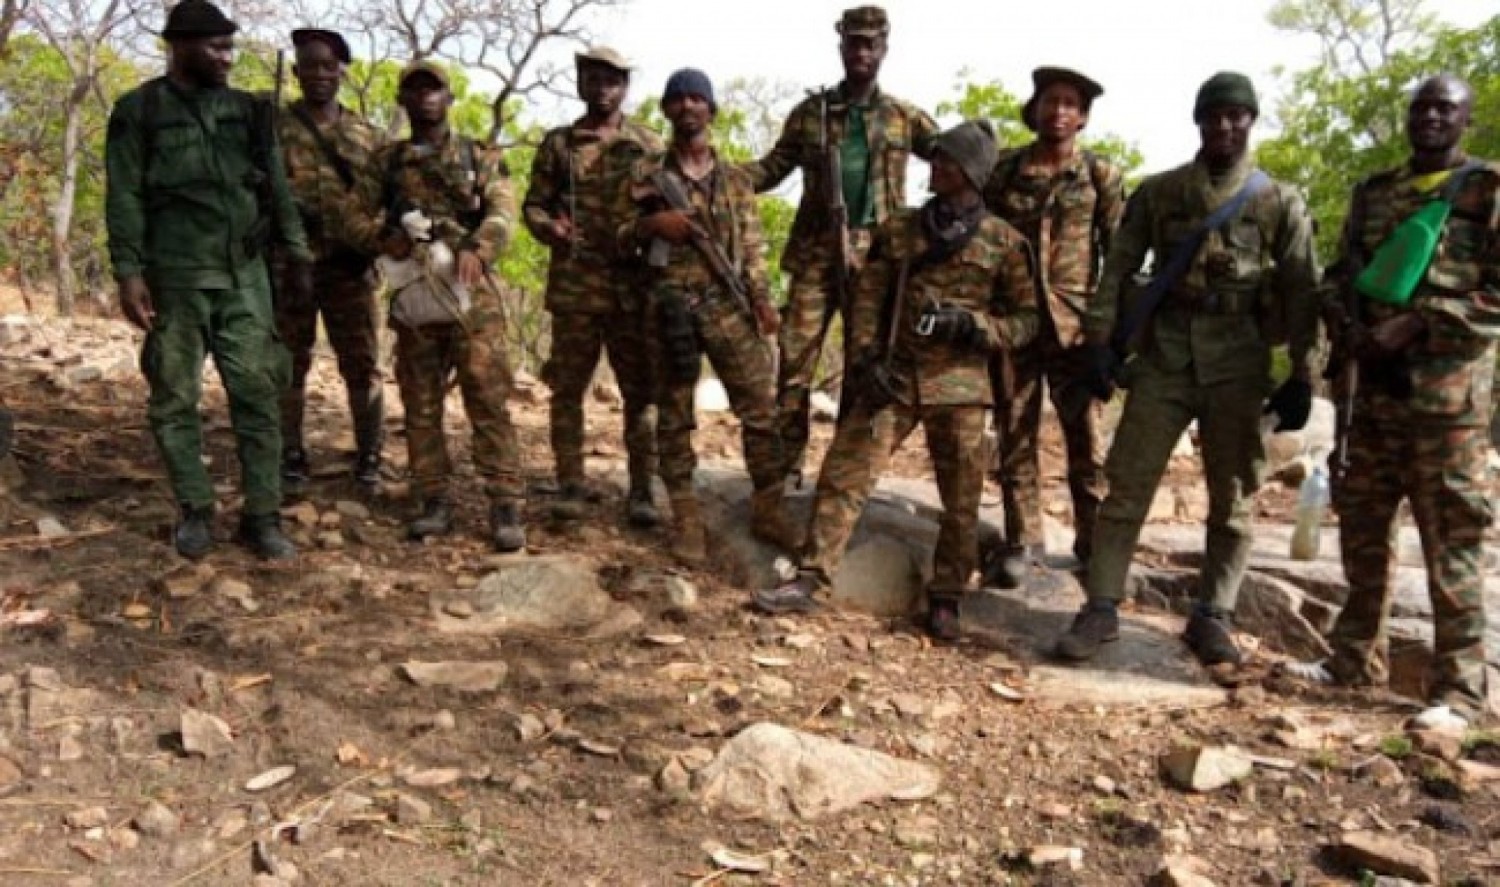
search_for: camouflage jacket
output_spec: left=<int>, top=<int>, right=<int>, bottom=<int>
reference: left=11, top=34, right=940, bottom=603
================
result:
left=1328, top=157, right=1500, bottom=425
left=1086, top=155, right=1320, bottom=386
left=848, top=204, right=1039, bottom=407
left=277, top=101, right=385, bottom=263
left=983, top=143, right=1126, bottom=347
left=743, top=83, right=939, bottom=277
left=616, top=145, right=772, bottom=313
left=523, top=117, right=664, bottom=313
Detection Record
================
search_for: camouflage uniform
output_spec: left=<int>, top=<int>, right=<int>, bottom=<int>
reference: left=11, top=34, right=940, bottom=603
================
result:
left=523, top=119, right=664, bottom=492
left=983, top=146, right=1126, bottom=559
left=744, top=84, right=939, bottom=478
left=616, top=147, right=782, bottom=500
left=797, top=204, right=1038, bottom=602
left=379, top=134, right=525, bottom=507
left=1083, top=155, right=1320, bottom=613
left=273, top=100, right=385, bottom=461
left=1324, top=158, right=1500, bottom=720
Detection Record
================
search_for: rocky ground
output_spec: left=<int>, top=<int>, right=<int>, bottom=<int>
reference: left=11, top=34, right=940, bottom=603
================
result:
left=2, top=296, right=1499, bottom=887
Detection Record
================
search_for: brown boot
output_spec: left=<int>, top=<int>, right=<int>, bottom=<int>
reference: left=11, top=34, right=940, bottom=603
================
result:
left=749, top=486, right=796, bottom=551
left=669, top=494, right=707, bottom=566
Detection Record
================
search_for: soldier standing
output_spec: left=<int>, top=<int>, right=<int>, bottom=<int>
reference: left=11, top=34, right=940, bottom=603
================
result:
left=753, top=121, right=1039, bottom=640
left=378, top=62, right=527, bottom=551
left=616, top=69, right=788, bottom=565
left=105, top=0, right=312, bottom=561
left=276, top=27, right=387, bottom=492
left=524, top=47, right=664, bottom=525
left=744, top=5, right=939, bottom=484
left=981, top=66, right=1126, bottom=586
left=1284, top=75, right=1497, bottom=729
left=1053, top=72, right=1320, bottom=665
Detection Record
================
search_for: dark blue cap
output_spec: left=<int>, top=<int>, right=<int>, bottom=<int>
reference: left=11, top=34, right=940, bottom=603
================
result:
left=663, top=68, right=716, bottom=111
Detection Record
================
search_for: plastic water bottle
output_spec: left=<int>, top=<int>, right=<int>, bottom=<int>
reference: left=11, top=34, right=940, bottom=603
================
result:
left=1290, top=464, right=1330, bottom=561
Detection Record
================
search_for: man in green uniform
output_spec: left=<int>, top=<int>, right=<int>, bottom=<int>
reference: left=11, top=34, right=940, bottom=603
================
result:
left=1053, top=72, right=1320, bottom=666
left=981, top=66, right=1126, bottom=586
left=615, top=69, right=789, bottom=565
left=106, top=0, right=312, bottom=561
left=275, top=27, right=386, bottom=491
left=753, top=121, right=1039, bottom=639
left=744, top=5, right=939, bottom=484
left=372, top=61, right=527, bottom=551
left=1284, top=75, right=1497, bottom=728
left=524, top=47, right=664, bottom=525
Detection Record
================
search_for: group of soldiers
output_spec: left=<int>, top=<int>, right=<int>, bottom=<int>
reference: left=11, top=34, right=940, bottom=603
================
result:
left=102, top=1, right=1496, bottom=727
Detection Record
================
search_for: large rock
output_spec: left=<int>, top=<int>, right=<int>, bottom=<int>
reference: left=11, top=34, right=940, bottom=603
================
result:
left=1159, top=745, right=1253, bottom=793
left=829, top=537, right=921, bottom=616
left=1330, top=831, right=1440, bottom=884
left=431, top=558, right=641, bottom=638
left=694, top=722, right=940, bottom=821
left=1230, top=573, right=1332, bottom=660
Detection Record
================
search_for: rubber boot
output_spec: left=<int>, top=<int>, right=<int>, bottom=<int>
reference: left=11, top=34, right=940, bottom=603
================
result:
left=669, top=494, right=707, bottom=566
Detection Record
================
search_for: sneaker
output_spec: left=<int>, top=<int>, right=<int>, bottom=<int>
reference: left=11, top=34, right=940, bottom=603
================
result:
left=281, top=446, right=310, bottom=490
left=237, top=513, right=296, bottom=561
left=752, top=572, right=821, bottom=615
left=407, top=499, right=453, bottom=540
left=1054, top=601, right=1120, bottom=661
left=926, top=599, right=962, bottom=642
left=174, top=505, right=215, bottom=560
left=490, top=501, right=527, bottom=553
left=353, top=450, right=382, bottom=486
left=1183, top=607, right=1242, bottom=667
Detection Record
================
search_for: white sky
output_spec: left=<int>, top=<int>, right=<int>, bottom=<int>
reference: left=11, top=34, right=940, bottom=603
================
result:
left=578, top=0, right=1494, bottom=169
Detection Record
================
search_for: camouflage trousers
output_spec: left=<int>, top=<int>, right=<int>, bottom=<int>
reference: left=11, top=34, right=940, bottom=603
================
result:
left=392, top=284, right=524, bottom=505
left=657, top=293, right=781, bottom=497
left=1086, top=363, right=1266, bottom=612
left=1329, top=413, right=1492, bottom=719
left=273, top=257, right=383, bottom=455
left=542, top=308, right=656, bottom=490
left=776, top=230, right=873, bottom=480
left=993, top=331, right=1105, bottom=556
left=801, top=402, right=988, bottom=602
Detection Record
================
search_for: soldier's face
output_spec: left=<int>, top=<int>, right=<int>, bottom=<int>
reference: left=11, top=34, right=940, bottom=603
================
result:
left=663, top=94, right=713, bottom=138
left=174, top=35, right=235, bottom=88
left=400, top=75, right=451, bottom=126
left=1036, top=83, right=1088, bottom=144
left=293, top=41, right=343, bottom=105
left=928, top=153, right=967, bottom=198
left=578, top=63, right=628, bottom=117
left=1196, top=105, right=1254, bottom=165
left=839, top=34, right=886, bottom=84
left=1407, top=79, right=1471, bottom=154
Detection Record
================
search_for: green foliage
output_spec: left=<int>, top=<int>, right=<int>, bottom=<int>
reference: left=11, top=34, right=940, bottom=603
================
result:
left=1378, top=733, right=1414, bottom=759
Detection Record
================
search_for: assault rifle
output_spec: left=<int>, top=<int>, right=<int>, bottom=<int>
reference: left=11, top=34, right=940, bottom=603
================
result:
left=644, top=169, right=758, bottom=327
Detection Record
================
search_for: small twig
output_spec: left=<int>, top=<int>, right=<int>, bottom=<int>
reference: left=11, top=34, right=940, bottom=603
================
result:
left=0, top=868, right=76, bottom=876
left=0, top=527, right=118, bottom=551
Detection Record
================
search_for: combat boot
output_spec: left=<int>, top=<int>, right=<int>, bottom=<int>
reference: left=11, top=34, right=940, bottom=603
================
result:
left=353, top=450, right=382, bottom=487
left=407, top=498, right=454, bottom=540
left=281, top=445, right=310, bottom=494
left=237, top=512, right=296, bottom=561
left=550, top=480, right=593, bottom=521
left=174, top=505, right=215, bottom=560
left=490, top=501, right=527, bottom=553
left=0, top=405, right=12, bottom=460
left=1054, top=600, right=1120, bottom=661
left=669, top=494, right=707, bottom=566
left=1183, top=606, right=1242, bottom=666
left=983, top=544, right=1030, bottom=590
left=926, top=597, right=962, bottom=642
left=752, top=570, right=821, bottom=615
left=749, top=487, right=796, bottom=551
left=625, top=483, right=661, bottom=528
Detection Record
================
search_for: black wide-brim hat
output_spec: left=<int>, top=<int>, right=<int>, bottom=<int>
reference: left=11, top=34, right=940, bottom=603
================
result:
left=1021, top=66, right=1104, bottom=131
left=291, top=28, right=352, bottom=64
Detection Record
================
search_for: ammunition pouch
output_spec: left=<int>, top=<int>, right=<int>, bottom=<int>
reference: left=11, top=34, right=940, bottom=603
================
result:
left=657, top=291, right=701, bottom=384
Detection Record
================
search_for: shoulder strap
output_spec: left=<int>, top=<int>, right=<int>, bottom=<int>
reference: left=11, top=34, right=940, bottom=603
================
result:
left=290, top=103, right=356, bottom=190
left=1110, top=169, right=1271, bottom=354
left=1438, top=160, right=1486, bottom=204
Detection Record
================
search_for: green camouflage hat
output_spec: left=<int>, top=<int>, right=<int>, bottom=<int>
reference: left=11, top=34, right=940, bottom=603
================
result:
left=836, top=5, right=889, bottom=36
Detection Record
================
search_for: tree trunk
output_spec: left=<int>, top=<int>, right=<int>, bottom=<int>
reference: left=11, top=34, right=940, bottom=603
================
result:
left=51, top=76, right=87, bottom=316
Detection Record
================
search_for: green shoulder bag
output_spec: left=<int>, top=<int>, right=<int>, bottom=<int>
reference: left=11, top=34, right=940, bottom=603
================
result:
left=1355, top=162, right=1482, bottom=306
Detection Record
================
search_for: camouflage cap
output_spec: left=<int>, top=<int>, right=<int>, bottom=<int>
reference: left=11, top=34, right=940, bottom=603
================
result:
left=291, top=28, right=352, bottom=64
left=1022, top=66, right=1104, bottom=131
left=835, top=5, right=889, bottom=37
left=399, top=59, right=450, bottom=89
left=576, top=46, right=632, bottom=73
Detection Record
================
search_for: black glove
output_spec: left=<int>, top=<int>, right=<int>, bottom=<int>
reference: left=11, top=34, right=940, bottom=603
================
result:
left=845, top=354, right=901, bottom=413
left=285, top=259, right=315, bottom=305
left=1263, top=377, right=1313, bottom=432
left=1083, top=342, right=1119, bottom=402
left=919, top=306, right=987, bottom=350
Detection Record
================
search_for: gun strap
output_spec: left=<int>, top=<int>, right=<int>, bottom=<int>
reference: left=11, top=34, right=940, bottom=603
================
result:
left=290, top=102, right=356, bottom=190
left=1109, top=169, right=1270, bottom=354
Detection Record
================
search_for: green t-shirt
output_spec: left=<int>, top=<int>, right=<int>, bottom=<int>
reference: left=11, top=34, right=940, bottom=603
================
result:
left=840, top=104, right=874, bottom=227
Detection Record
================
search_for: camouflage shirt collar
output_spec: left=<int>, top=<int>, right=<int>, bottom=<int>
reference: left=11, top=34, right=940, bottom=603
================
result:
left=1020, top=141, right=1093, bottom=180
left=833, top=81, right=884, bottom=109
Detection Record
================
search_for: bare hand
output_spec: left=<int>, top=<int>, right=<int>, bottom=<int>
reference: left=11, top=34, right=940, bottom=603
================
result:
left=641, top=209, right=695, bottom=245
left=753, top=300, right=780, bottom=337
left=550, top=216, right=575, bottom=247
left=119, top=276, right=155, bottom=331
left=1368, top=312, right=1426, bottom=354
left=457, top=249, right=485, bottom=287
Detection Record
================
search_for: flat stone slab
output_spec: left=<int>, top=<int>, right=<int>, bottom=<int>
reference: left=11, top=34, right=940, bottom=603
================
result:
left=431, top=557, right=641, bottom=638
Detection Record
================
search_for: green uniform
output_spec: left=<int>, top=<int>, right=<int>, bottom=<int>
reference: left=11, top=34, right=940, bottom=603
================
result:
left=1083, top=155, right=1319, bottom=612
left=106, top=77, right=311, bottom=516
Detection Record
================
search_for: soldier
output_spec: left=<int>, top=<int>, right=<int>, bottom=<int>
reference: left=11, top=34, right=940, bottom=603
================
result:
left=276, top=27, right=387, bottom=492
left=981, top=66, right=1126, bottom=586
left=744, top=5, right=939, bottom=484
left=524, top=47, right=664, bottom=525
left=1283, top=75, right=1497, bottom=729
left=377, top=61, right=527, bottom=551
left=615, top=69, right=788, bottom=565
left=105, top=0, right=312, bottom=561
left=1052, top=72, right=1320, bottom=665
left=753, top=121, right=1039, bottom=640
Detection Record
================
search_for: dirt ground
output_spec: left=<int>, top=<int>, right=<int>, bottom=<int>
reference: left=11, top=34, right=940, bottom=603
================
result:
left=1, top=293, right=1498, bottom=887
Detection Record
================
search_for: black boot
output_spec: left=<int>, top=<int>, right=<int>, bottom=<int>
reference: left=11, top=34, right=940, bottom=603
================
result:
left=281, top=446, right=310, bottom=492
left=625, top=484, right=661, bottom=528
left=490, top=501, right=527, bottom=553
left=174, top=505, right=215, bottom=560
left=926, top=597, right=962, bottom=642
left=237, top=512, right=296, bottom=561
left=407, top=498, right=454, bottom=540
left=983, top=544, right=1031, bottom=590
left=1054, top=600, right=1120, bottom=661
left=353, top=449, right=382, bottom=486
left=1183, top=607, right=1242, bottom=666
left=550, top=480, right=592, bottom=521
